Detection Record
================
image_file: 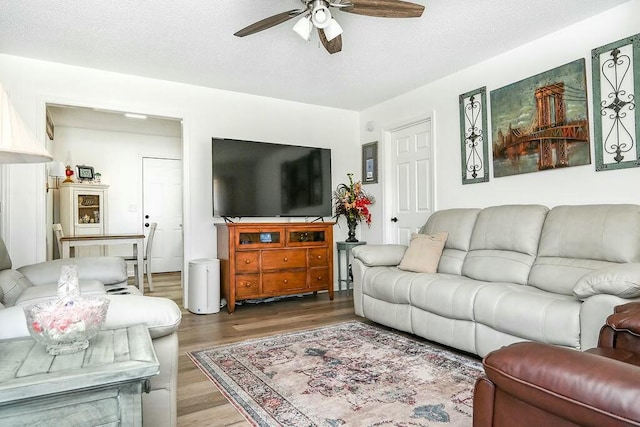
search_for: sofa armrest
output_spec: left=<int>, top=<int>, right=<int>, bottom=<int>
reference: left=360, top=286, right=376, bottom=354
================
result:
left=607, top=302, right=640, bottom=335
left=0, top=306, right=29, bottom=340
left=574, top=263, right=640, bottom=300
left=17, top=257, right=128, bottom=287
left=352, top=244, right=407, bottom=267
left=482, top=342, right=640, bottom=426
left=598, top=302, right=640, bottom=353
left=104, top=295, right=182, bottom=339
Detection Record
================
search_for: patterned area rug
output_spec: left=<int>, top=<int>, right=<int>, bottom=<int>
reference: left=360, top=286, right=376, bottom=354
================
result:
left=188, top=321, right=483, bottom=426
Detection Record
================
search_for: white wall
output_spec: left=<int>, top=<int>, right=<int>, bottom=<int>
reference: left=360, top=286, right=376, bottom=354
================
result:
left=0, top=55, right=359, bottom=291
left=359, top=0, right=640, bottom=244
left=52, top=126, right=182, bottom=235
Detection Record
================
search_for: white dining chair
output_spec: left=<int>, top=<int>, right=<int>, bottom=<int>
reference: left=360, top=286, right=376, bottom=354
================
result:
left=124, top=223, right=157, bottom=291
left=52, top=223, right=64, bottom=259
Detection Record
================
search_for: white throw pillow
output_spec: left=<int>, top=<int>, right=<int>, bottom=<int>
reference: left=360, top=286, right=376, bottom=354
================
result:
left=398, top=232, right=448, bottom=273
left=573, top=263, right=640, bottom=300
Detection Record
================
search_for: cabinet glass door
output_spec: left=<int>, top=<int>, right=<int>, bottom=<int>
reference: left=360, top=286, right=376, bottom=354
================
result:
left=288, top=230, right=326, bottom=246
left=77, top=194, right=101, bottom=224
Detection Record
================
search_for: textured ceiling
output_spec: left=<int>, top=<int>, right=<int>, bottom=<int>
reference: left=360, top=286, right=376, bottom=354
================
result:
left=0, top=0, right=632, bottom=111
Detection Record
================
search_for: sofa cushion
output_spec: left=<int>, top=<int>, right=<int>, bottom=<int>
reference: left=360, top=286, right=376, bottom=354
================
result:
left=421, top=208, right=480, bottom=275
left=103, top=294, right=182, bottom=339
left=0, top=270, right=33, bottom=306
left=474, top=283, right=581, bottom=348
left=18, top=257, right=128, bottom=287
left=398, top=232, right=448, bottom=273
left=14, top=280, right=106, bottom=307
left=410, top=274, right=488, bottom=321
left=528, top=257, right=615, bottom=296
left=361, top=266, right=414, bottom=305
left=462, top=205, right=548, bottom=285
left=573, top=263, right=640, bottom=300
left=529, top=205, right=640, bottom=295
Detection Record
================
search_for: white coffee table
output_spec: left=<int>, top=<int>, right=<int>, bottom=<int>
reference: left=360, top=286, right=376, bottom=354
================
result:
left=0, top=324, right=159, bottom=426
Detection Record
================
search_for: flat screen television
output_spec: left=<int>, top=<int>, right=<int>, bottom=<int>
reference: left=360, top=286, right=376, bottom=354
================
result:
left=212, top=138, right=332, bottom=218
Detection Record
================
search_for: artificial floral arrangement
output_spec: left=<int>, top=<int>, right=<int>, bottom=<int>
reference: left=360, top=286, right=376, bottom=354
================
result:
left=333, top=173, right=375, bottom=226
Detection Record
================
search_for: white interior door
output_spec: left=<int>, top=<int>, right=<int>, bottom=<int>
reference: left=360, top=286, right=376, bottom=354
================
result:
left=143, top=157, right=183, bottom=272
left=387, top=119, right=434, bottom=245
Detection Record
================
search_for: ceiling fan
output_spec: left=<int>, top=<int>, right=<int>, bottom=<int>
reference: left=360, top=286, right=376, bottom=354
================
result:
left=234, top=0, right=425, bottom=55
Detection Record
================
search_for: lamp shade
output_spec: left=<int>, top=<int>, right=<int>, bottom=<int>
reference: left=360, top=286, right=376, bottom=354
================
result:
left=0, top=82, right=53, bottom=164
left=293, top=16, right=313, bottom=41
left=311, top=5, right=332, bottom=29
left=48, top=161, right=65, bottom=177
left=324, top=19, right=343, bottom=42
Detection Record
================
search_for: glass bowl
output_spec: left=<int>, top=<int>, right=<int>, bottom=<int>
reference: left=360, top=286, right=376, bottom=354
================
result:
left=24, top=297, right=110, bottom=355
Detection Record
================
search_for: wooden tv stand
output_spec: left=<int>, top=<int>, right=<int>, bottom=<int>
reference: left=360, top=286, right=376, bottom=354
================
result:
left=216, top=222, right=335, bottom=313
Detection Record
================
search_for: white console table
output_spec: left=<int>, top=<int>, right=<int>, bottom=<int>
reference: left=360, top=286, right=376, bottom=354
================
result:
left=0, top=324, right=159, bottom=426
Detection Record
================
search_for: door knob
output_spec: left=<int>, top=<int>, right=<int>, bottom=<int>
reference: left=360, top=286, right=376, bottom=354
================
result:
left=391, top=217, right=399, bottom=223
left=144, top=223, right=149, bottom=227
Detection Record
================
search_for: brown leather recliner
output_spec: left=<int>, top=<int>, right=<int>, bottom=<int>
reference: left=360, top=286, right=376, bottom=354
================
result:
left=473, top=302, right=640, bottom=427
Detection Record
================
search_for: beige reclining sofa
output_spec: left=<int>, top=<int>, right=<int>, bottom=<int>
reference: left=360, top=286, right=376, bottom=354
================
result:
left=352, top=204, right=640, bottom=357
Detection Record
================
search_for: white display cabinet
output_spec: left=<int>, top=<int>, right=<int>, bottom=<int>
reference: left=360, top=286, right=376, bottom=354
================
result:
left=59, top=183, right=109, bottom=257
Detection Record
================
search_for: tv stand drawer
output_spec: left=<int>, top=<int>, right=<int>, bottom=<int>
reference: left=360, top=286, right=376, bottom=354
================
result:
left=262, top=271, right=307, bottom=293
left=235, top=251, right=259, bottom=272
left=236, top=274, right=260, bottom=298
left=262, top=249, right=306, bottom=270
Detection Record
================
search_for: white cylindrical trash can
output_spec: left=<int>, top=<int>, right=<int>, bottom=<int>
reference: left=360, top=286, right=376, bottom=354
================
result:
left=187, top=258, right=220, bottom=314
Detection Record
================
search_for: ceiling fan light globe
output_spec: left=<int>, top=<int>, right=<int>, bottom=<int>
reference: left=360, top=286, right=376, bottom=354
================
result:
left=324, top=18, right=343, bottom=42
left=312, top=5, right=332, bottom=28
left=292, top=16, right=313, bottom=40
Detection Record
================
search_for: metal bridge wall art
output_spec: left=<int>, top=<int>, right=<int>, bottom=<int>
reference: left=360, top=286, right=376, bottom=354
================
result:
left=490, top=59, right=591, bottom=178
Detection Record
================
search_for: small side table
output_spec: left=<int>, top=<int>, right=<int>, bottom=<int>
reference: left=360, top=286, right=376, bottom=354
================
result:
left=337, top=241, right=367, bottom=291
left=0, top=324, right=159, bottom=426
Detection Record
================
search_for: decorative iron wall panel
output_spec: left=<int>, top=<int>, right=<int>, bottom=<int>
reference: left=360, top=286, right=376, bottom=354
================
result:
left=592, top=33, right=640, bottom=171
left=459, top=87, right=489, bottom=184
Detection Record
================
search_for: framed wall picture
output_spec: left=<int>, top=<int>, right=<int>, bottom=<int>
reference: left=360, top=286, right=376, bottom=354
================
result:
left=362, top=141, right=378, bottom=184
left=76, top=165, right=95, bottom=182
left=490, top=59, right=590, bottom=177
left=591, top=33, right=640, bottom=171
left=459, top=86, right=490, bottom=184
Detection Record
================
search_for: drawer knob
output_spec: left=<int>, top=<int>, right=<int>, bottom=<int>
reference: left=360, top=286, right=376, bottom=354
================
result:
left=245, top=283, right=252, bottom=287
left=317, top=255, right=322, bottom=259
left=244, top=259, right=251, bottom=264
left=317, top=276, right=323, bottom=280
left=283, top=257, right=288, bottom=262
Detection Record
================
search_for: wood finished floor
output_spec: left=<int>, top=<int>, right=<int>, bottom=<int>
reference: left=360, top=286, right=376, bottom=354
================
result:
left=141, top=272, right=361, bottom=427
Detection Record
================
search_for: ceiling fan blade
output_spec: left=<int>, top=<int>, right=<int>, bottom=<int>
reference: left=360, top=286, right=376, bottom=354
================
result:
left=341, top=0, right=424, bottom=18
left=234, top=9, right=307, bottom=37
left=318, top=28, right=342, bottom=54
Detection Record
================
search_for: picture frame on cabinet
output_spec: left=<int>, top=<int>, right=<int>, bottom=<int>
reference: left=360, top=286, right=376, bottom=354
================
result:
left=362, top=141, right=378, bottom=184
left=76, top=165, right=95, bottom=182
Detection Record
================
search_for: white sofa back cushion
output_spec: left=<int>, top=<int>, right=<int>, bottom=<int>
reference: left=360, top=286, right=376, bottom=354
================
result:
left=529, top=205, right=640, bottom=295
left=14, top=279, right=106, bottom=307
left=462, top=205, right=548, bottom=285
left=422, top=208, right=480, bottom=275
